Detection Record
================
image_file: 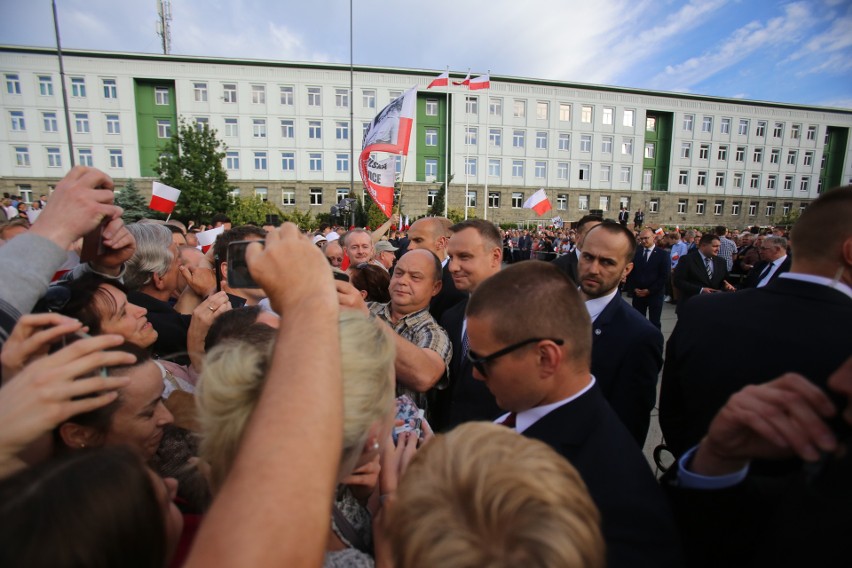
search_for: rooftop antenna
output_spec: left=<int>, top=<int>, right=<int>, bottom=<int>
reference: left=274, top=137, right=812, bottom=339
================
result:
left=156, top=0, right=172, bottom=55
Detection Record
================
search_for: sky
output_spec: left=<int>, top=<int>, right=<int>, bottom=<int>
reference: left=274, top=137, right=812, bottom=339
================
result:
left=1, top=0, right=851, bottom=109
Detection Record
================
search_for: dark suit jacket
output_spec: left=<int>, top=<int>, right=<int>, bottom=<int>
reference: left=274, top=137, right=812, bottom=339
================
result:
left=435, top=299, right=502, bottom=431
left=428, top=263, right=465, bottom=324
left=626, top=246, right=671, bottom=296
left=128, top=291, right=192, bottom=366
left=591, top=293, right=663, bottom=445
left=738, top=255, right=791, bottom=289
left=524, top=385, right=682, bottom=568
left=660, top=276, right=852, bottom=458
left=672, top=252, right=729, bottom=312
left=551, top=249, right=579, bottom=283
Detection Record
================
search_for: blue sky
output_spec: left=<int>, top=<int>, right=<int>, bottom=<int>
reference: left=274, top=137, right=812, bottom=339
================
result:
left=2, top=0, right=850, bottom=108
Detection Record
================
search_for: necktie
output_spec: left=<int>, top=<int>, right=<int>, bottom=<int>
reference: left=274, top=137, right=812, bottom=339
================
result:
left=461, top=329, right=470, bottom=360
left=757, top=262, right=774, bottom=286
left=705, top=257, right=713, bottom=279
left=644, top=249, right=651, bottom=263
left=499, top=412, right=517, bottom=428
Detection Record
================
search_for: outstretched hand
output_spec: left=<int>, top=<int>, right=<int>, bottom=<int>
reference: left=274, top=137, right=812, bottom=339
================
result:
left=1, top=313, right=84, bottom=384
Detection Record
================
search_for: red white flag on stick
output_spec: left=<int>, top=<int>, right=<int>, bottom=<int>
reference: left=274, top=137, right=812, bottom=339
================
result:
left=522, top=188, right=552, bottom=216
left=427, top=71, right=449, bottom=89
left=453, top=72, right=470, bottom=86
left=197, top=226, right=224, bottom=254
left=654, top=227, right=665, bottom=236
left=469, top=74, right=490, bottom=90
left=359, top=86, right=417, bottom=218
left=149, top=181, right=181, bottom=214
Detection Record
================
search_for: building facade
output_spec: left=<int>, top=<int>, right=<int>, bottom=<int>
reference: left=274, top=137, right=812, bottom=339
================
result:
left=2, top=45, right=851, bottom=227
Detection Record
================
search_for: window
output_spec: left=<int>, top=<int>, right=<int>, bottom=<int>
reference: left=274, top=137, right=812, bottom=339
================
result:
left=535, top=131, right=548, bottom=149
left=335, top=121, right=349, bottom=140
left=425, top=159, right=438, bottom=178
left=425, top=100, right=438, bottom=116
left=602, top=107, right=613, bottom=125
left=223, top=83, right=237, bottom=103
left=248, top=85, right=265, bottom=104
left=466, top=96, right=478, bottom=115
left=189, top=82, right=207, bottom=103
left=3, top=73, right=19, bottom=95
left=765, top=202, right=776, bottom=216
left=680, top=142, right=692, bottom=159
left=157, top=119, right=171, bottom=138
left=702, top=116, right=712, bottom=132
left=791, top=124, right=801, bottom=139
left=806, top=125, right=817, bottom=141
left=677, top=199, right=687, bottom=214
left=645, top=143, right=655, bottom=159
left=536, top=101, right=549, bottom=120
left=71, top=147, right=93, bottom=166
left=756, top=121, right=766, bottom=137
left=251, top=187, right=267, bottom=202
left=489, top=97, right=502, bottom=116
left=108, top=149, right=123, bottom=168
left=697, top=171, right=707, bottom=186
left=102, top=78, right=117, bottom=99
left=784, top=175, right=793, bottom=191
left=336, top=153, right=349, bottom=173
left=225, top=151, right=240, bottom=170
left=558, top=133, right=570, bottom=151
left=464, top=157, right=477, bottom=177
left=720, top=118, right=731, bottom=134
left=715, top=172, right=726, bottom=187
left=38, top=75, right=53, bottom=96
left=753, top=147, right=763, bottom=163
left=714, top=200, right=724, bottom=216
left=738, top=120, right=748, bottom=136
left=621, top=138, right=633, bottom=155
left=513, top=100, right=526, bottom=118
left=309, top=153, right=322, bottom=172
left=513, top=130, right=525, bottom=148
left=308, top=120, right=322, bottom=139
left=557, top=194, right=568, bottom=210
left=335, top=88, right=349, bottom=108
left=75, top=113, right=90, bottom=134
left=105, top=114, right=120, bottom=134
left=310, top=188, right=323, bottom=205
left=581, top=105, right=592, bottom=123
left=620, top=166, right=631, bottom=183
left=699, top=144, right=709, bottom=160
left=281, top=152, right=295, bottom=171
left=534, top=161, right=546, bottom=178
left=69, top=77, right=86, bottom=97
left=748, top=202, right=758, bottom=216
left=767, top=174, right=777, bottom=190
left=362, top=89, right=376, bottom=109
left=646, top=116, right=657, bottom=132
left=307, top=87, right=321, bottom=106
left=736, top=147, right=745, bottom=162
left=579, top=195, right=589, bottom=210
left=154, top=87, right=169, bottom=105
left=782, top=202, right=791, bottom=216
left=600, top=196, right=610, bottom=211
left=488, top=128, right=501, bottom=147
left=512, top=160, right=524, bottom=177
left=732, top=201, right=741, bottom=215
left=787, top=150, right=797, bottom=165
left=14, top=146, right=29, bottom=167
left=649, top=199, right=659, bottom=213
left=509, top=192, right=523, bottom=208
left=580, top=135, right=592, bottom=153
left=254, top=151, right=268, bottom=170
left=466, top=127, right=478, bottom=146
left=427, top=190, right=438, bottom=206
left=800, top=203, right=809, bottom=214
left=389, top=91, right=402, bottom=102
left=466, top=191, right=477, bottom=208
left=252, top=118, right=267, bottom=138
left=280, top=86, right=294, bottom=105
left=600, top=165, right=611, bottom=182
left=800, top=177, right=810, bottom=192
left=678, top=170, right=689, bottom=185
left=750, top=174, right=760, bottom=189
left=683, top=114, right=694, bottom=131
left=718, top=145, right=728, bottom=161
left=770, top=148, right=780, bottom=164
left=734, top=173, right=743, bottom=189
left=557, top=162, right=569, bottom=180
left=602, top=137, right=613, bottom=154
left=488, top=192, right=500, bottom=208
left=281, top=119, right=295, bottom=138
left=488, top=158, right=501, bottom=177
left=696, top=200, right=706, bottom=215
left=803, top=151, right=813, bottom=166
left=10, top=110, right=25, bottom=131
left=559, top=103, right=571, bottom=121
left=773, top=122, right=783, bottom=138
left=623, top=109, right=634, bottom=127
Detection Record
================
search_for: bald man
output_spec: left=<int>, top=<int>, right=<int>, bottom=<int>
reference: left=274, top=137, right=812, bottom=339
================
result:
left=406, top=216, right=465, bottom=322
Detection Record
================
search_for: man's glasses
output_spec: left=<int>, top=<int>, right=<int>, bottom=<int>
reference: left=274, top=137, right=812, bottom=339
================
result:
left=467, top=337, right=564, bottom=377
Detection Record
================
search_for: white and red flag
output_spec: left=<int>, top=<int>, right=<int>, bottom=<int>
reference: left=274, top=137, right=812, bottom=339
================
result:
left=149, top=181, right=181, bottom=214
left=469, top=74, right=490, bottom=90
left=427, top=71, right=449, bottom=89
left=359, top=86, right=417, bottom=218
left=654, top=227, right=665, bottom=236
left=522, top=188, right=552, bottom=216
left=453, top=72, right=470, bottom=86
left=197, top=226, right=225, bottom=254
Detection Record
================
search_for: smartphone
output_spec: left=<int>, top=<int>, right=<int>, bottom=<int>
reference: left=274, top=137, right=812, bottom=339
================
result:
left=227, top=240, right=265, bottom=288
left=392, top=395, right=424, bottom=444
left=79, top=220, right=107, bottom=263
left=332, top=270, right=350, bottom=283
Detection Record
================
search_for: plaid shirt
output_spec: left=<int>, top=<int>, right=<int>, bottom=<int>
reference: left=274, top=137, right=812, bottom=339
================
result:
left=368, top=302, right=452, bottom=413
left=718, top=236, right=737, bottom=271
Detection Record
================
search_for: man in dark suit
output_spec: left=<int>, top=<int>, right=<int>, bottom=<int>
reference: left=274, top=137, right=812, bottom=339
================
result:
left=618, top=206, right=629, bottom=226
left=739, top=235, right=791, bottom=289
left=406, top=216, right=465, bottom=323
left=660, top=186, right=852, bottom=458
left=551, top=214, right=602, bottom=283
left=672, top=233, right=735, bottom=313
left=517, top=230, right=532, bottom=261
left=577, top=222, right=664, bottom=445
left=466, top=261, right=681, bottom=568
left=626, top=228, right=671, bottom=328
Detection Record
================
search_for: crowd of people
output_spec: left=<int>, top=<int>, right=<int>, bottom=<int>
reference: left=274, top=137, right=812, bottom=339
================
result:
left=0, top=165, right=849, bottom=567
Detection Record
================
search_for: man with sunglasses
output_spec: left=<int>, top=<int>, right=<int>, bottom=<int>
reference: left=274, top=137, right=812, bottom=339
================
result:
left=466, top=261, right=680, bottom=568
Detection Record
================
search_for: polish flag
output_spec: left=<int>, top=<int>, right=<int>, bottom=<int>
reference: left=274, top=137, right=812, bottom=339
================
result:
left=197, top=226, right=225, bottom=253
left=149, top=181, right=181, bottom=214
left=469, top=74, right=490, bottom=90
left=654, top=227, right=665, bottom=236
left=427, top=71, right=449, bottom=89
left=522, top=188, right=552, bottom=216
left=453, top=72, right=470, bottom=87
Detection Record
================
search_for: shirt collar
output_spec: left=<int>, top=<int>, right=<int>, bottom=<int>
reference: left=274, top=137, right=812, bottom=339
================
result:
left=495, top=376, right=596, bottom=433
left=583, top=287, right=619, bottom=322
left=779, top=272, right=852, bottom=301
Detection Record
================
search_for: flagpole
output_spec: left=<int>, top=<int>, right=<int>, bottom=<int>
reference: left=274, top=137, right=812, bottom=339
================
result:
left=463, top=68, right=470, bottom=220
left=396, top=154, right=407, bottom=216
left=443, top=65, right=449, bottom=218
left=483, top=69, right=490, bottom=222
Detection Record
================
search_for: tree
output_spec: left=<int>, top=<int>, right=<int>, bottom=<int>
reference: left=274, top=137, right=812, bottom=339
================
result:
left=427, top=182, right=447, bottom=217
left=154, top=119, right=232, bottom=223
left=229, top=196, right=285, bottom=226
left=114, top=179, right=150, bottom=223
left=284, top=208, right=314, bottom=231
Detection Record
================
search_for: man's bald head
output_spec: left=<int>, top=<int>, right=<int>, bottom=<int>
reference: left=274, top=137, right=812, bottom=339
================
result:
left=407, top=217, right=452, bottom=259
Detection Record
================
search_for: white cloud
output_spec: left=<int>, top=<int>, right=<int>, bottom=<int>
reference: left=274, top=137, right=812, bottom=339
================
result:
left=786, top=3, right=852, bottom=75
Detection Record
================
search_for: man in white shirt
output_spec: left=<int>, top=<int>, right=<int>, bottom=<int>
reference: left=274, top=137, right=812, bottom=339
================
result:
left=740, top=235, right=790, bottom=289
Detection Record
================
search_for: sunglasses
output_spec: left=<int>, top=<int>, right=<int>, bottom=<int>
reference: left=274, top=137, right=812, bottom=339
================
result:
left=467, top=337, right=564, bottom=377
